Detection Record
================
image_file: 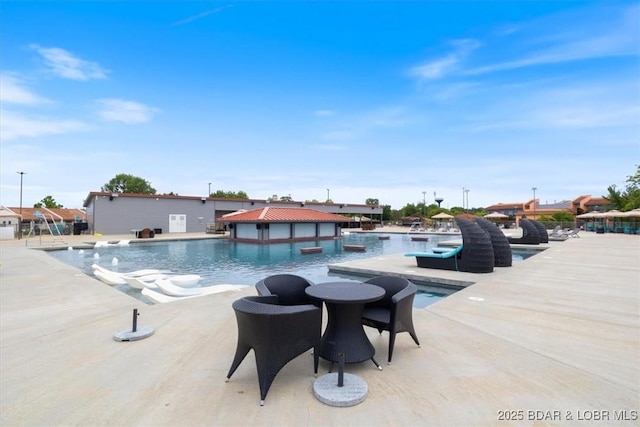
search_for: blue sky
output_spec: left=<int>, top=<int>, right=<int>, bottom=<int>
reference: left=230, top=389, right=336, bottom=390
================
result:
left=1, top=1, right=638, bottom=210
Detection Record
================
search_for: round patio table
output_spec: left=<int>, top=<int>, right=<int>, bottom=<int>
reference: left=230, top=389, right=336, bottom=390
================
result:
left=305, top=281, right=384, bottom=368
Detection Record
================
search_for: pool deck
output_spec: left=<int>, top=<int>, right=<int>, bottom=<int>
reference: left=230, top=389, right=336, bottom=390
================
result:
left=1, top=229, right=639, bottom=426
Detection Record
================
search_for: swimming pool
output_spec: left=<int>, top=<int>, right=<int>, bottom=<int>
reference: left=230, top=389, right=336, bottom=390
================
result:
left=48, top=233, right=531, bottom=306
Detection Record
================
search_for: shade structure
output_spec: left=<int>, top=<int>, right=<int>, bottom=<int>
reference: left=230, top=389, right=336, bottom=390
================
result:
left=620, top=209, right=640, bottom=218
left=431, top=212, right=454, bottom=219
left=484, top=212, right=508, bottom=219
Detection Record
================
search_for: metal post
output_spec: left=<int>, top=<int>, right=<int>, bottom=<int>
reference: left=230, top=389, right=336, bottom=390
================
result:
left=337, top=352, right=345, bottom=387
left=462, top=187, right=466, bottom=210
left=465, top=189, right=470, bottom=212
left=326, top=188, right=330, bottom=201
left=422, top=191, right=426, bottom=222
left=208, top=182, right=211, bottom=196
left=17, top=171, right=25, bottom=239
left=532, top=187, right=537, bottom=219
left=132, top=308, right=139, bottom=332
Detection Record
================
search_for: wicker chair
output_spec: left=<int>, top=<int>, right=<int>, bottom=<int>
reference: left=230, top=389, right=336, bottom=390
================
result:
left=225, top=295, right=321, bottom=405
left=361, top=276, right=420, bottom=363
left=508, top=218, right=541, bottom=245
left=255, top=274, right=316, bottom=305
left=405, top=217, right=494, bottom=273
left=475, top=217, right=512, bottom=267
left=529, top=219, right=549, bottom=243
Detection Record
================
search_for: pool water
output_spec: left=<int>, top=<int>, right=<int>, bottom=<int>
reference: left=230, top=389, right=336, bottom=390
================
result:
left=49, top=233, right=531, bottom=306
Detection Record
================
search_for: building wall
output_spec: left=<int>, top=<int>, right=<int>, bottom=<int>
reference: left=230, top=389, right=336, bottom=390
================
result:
left=294, top=223, right=316, bottom=238
left=85, top=193, right=382, bottom=236
left=88, top=195, right=217, bottom=235
left=318, top=223, right=336, bottom=237
left=235, top=223, right=258, bottom=240
left=269, top=223, right=290, bottom=239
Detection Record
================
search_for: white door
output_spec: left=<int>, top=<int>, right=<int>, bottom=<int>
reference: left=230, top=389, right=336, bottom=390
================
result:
left=169, top=214, right=186, bottom=233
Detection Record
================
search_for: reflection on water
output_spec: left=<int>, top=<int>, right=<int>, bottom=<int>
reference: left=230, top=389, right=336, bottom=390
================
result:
left=48, top=233, right=529, bottom=306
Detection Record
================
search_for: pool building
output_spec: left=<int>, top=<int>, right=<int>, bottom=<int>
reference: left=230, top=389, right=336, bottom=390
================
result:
left=82, top=192, right=383, bottom=236
left=219, top=207, right=350, bottom=243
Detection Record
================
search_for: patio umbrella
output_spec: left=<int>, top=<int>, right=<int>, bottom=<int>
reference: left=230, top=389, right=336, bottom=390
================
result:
left=431, top=212, right=454, bottom=219
left=484, top=212, right=508, bottom=219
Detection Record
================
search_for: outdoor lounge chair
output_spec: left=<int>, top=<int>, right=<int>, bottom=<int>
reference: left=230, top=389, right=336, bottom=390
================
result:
left=362, top=276, right=420, bottom=363
left=529, top=219, right=549, bottom=243
left=255, top=274, right=316, bottom=305
left=405, top=217, right=495, bottom=273
left=475, top=217, right=512, bottom=267
left=226, top=295, right=321, bottom=406
left=507, top=218, right=540, bottom=245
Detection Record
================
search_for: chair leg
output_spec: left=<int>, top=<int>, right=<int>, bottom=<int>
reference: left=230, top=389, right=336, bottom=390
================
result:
left=388, top=332, right=397, bottom=363
left=226, top=345, right=251, bottom=381
left=409, top=329, right=420, bottom=347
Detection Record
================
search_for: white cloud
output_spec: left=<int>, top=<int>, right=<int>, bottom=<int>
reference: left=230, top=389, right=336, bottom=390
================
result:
left=0, top=73, right=50, bottom=105
left=322, top=106, right=409, bottom=141
left=314, top=109, right=336, bottom=117
left=172, top=5, right=233, bottom=26
left=30, top=44, right=109, bottom=81
left=466, top=5, right=639, bottom=76
left=0, top=109, right=89, bottom=140
left=311, top=143, right=349, bottom=151
left=410, top=39, right=481, bottom=80
left=96, top=99, right=158, bottom=124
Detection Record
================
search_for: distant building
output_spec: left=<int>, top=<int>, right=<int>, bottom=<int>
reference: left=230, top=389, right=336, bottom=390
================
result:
left=219, top=207, right=351, bottom=243
left=485, top=194, right=611, bottom=221
left=0, top=206, right=21, bottom=240
left=82, top=192, right=383, bottom=236
left=5, top=206, right=87, bottom=237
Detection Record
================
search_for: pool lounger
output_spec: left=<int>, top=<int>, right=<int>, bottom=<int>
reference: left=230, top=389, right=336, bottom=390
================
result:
left=404, top=246, right=463, bottom=271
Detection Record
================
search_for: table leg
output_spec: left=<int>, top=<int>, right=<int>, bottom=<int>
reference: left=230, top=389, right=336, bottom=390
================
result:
left=320, top=302, right=379, bottom=366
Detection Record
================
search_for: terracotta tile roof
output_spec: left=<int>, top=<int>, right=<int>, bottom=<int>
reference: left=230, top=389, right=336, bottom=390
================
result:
left=7, top=207, right=86, bottom=222
left=219, top=207, right=351, bottom=223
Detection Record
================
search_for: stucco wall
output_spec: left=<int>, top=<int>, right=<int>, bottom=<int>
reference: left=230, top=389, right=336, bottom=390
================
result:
left=269, top=223, right=291, bottom=239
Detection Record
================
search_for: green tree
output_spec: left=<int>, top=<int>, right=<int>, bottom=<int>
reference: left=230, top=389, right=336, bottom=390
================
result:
left=365, top=198, right=379, bottom=205
left=102, top=173, right=156, bottom=194
left=210, top=190, right=249, bottom=199
left=382, top=204, right=392, bottom=221
left=33, top=195, right=63, bottom=208
left=552, top=211, right=574, bottom=222
left=605, top=165, right=640, bottom=210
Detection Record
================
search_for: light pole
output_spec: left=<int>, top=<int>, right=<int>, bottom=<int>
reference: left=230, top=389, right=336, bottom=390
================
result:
left=208, top=182, right=211, bottom=196
left=532, top=187, right=537, bottom=219
left=422, top=191, right=426, bottom=221
left=465, top=188, right=470, bottom=212
left=326, top=188, right=330, bottom=202
left=462, top=187, right=466, bottom=210
left=17, top=171, right=25, bottom=239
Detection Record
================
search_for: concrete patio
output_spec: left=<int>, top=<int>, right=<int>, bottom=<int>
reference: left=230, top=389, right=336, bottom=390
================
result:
left=0, top=230, right=638, bottom=426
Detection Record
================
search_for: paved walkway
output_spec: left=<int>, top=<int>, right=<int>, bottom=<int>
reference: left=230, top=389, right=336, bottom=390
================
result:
left=1, top=231, right=638, bottom=426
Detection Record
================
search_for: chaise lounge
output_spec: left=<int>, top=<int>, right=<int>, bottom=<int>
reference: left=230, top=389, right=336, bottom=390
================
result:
left=529, top=219, right=549, bottom=243
left=475, top=217, right=512, bottom=267
left=405, top=217, right=494, bottom=273
left=507, top=218, right=540, bottom=245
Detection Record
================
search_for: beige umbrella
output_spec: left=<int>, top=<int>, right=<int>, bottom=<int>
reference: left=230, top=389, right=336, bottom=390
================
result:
left=620, top=208, right=640, bottom=218
left=431, top=212, right=454, bottom=219
left=484, top=212, right=508, bottom=219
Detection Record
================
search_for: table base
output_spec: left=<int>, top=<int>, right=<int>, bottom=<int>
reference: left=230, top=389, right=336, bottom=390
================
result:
left=313, top=373, right=368, bottom=407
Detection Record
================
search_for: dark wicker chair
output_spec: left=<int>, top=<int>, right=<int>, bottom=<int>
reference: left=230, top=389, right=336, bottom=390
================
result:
left=362, top=276, right=420, bottom=363
left=475, top=217, right=512, bottom=267
left=455, top=217, right=495, bottom=273
left=225, top=295, right=321, bottom=406
left=508, top=218, right=541, bottom=245
left=255, top=274, right=316, bottom=305
left=407, top=218, right=494, bottom=273
left=529, top=219, right=549, bottom=243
